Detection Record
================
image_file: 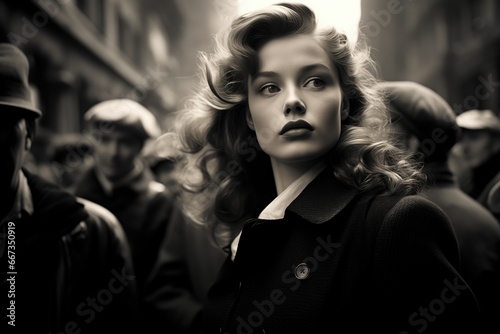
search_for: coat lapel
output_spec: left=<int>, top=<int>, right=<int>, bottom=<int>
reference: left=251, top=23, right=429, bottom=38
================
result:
left=287, top=167, right=358, bottom=224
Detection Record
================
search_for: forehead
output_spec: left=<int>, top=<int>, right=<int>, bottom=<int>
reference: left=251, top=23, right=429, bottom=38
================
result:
left=257, top=35, right=331, bottom=70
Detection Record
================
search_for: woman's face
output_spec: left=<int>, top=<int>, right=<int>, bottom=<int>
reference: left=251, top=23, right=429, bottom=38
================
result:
left=247, top=34, right=347, bottom=164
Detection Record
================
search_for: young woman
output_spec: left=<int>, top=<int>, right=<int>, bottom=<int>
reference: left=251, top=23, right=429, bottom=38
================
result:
left=172, top=3, right=480, bottom=333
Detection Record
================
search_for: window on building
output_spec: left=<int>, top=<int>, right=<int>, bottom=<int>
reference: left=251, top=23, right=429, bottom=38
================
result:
left=118, top=14, right=136, bottom=63
left=75, top=0, right=105, bottom=34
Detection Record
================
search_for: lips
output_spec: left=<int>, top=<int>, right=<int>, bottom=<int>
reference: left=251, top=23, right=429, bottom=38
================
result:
left=279, top=119, right=314, bottom=135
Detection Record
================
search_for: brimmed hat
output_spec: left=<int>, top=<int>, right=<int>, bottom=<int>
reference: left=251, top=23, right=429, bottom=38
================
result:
left=455, top=109, right=500, bottom=133
left=84, top=99, right=161, bottom=140
left=375, top=81, right=458, bottom=159
left=0, top=43, right=42, bottom=118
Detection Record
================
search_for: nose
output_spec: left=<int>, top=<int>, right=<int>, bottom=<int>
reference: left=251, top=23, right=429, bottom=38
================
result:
left=283, top=88, right=306, bottom=115
left=102, top=139, right=120, bottom=158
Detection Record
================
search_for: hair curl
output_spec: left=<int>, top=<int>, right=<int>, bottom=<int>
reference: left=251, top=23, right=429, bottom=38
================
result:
left=172, top=3, right=425, bottom=247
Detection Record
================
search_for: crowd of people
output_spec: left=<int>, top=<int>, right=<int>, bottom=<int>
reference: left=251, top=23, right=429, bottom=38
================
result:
left=1, top=2, right=499, bottom=333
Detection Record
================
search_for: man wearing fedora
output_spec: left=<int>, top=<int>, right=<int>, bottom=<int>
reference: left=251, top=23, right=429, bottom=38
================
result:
left=0, top=43, right=138, bottom=332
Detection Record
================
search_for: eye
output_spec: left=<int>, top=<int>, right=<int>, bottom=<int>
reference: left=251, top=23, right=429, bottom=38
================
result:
left=259, top=84, right=280, bottom=96
left=304, top=78, right=326, bottom=89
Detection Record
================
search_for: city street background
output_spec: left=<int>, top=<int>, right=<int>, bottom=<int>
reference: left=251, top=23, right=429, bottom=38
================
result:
left=1, top=0, right=498, bottom=185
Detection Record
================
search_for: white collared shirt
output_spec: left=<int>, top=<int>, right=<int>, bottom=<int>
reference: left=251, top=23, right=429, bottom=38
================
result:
left=230, top=160, right=327, bottom=261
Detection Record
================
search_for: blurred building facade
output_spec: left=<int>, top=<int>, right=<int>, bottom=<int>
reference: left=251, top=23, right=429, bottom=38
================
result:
left=0, top=0, right=236, bottom=133
left=360, top=0, right=500, bottom=116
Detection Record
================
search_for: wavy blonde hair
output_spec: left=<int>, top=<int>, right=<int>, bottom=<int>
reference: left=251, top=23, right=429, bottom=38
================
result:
left=172, top=2, right=425, bottom=247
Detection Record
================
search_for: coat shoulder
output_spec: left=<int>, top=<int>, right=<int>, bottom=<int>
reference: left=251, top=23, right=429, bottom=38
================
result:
left=364, top=193, right=454, bottom=244
left=75, top=196, right=130, bottom=246
left=387, top=194, right=450, bottom=222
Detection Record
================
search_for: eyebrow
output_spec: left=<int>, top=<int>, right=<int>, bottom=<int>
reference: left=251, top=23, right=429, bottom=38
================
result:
left=300, top=63, right=333, bottom=74
left=251, top=71, right=278, bottom=82
left=251, top=63, right=334, bottom=82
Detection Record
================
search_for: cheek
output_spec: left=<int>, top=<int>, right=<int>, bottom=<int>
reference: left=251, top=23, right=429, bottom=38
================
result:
left=248, top=101, right=282, bottom=134
left=123, top=150, right=137, bottom=162
left=123, top=145, right=142, bottom=160
left=314, top=101, right=343, bottom=145
left=93, top=143, right=108, bottom=158
left=315, top=99, right=342, bottom=127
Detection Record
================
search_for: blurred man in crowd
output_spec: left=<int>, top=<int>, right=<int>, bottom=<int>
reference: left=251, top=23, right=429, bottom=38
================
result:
left=478, top=168, right=500, bottom=223
left=71, top=98, right=176, bottom=317
left=451, top=109, right=500, bottom=199
left=138, top=131, right=227, bottom=333
left=453, top=109, right=500, bottom=221
left=143, top=132, right=185, bottom=199
left=0, top=43, right=137, bottom=333
left=376, top=81, right=500, bottom=334
left=141, top=204, right=227, bottom=334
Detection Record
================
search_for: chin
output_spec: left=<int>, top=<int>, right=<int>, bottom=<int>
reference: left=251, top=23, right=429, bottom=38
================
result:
left=276, top=147, right=332, bottom=163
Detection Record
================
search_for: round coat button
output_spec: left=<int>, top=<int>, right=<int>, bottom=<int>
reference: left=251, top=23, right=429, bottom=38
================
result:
left=294, top=263, right=310, bottom=279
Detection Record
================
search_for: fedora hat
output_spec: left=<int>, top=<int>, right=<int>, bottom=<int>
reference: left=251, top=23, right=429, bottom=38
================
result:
left=0, top=43, right=42, bottom=118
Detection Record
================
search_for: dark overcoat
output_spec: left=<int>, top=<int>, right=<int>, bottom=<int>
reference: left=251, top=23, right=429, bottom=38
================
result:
left=72, top=165, right=174, bottom=294
left=203, top=168, right=480, bottom=334
left=9, top=170, right=137, bottom=333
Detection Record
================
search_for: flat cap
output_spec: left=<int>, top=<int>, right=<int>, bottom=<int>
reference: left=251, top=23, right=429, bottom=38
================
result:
left=455, top=109, right=500, bottom=133
left=375, top=81, right=458, bottom=159
left=84, top=99, right=161, bottom=140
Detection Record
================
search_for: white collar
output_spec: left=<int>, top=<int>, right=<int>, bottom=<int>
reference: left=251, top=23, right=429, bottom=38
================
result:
left=230, top=160, right=327, bottom=261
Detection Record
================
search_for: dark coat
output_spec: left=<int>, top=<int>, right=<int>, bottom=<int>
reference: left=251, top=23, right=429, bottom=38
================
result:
left=477, top=168, right=500, bottom=222
left=140, top=205, right=227, bottom=334
left=423, top=161, right=500, bottom=333
left=203, top=168, right=480, bottom=334
left=72, top=165, right=174, bottom=295
left=3, top=170, right=137, bottom=333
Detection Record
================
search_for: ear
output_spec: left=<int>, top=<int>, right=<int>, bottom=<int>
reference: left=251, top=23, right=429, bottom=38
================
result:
left=25, top=136, right=32, bottom=151
left=246, top=109, right=255, bottom=131
left=341, top=96, right=350, bottom=120
left=24, top=119, right=35, bottom=151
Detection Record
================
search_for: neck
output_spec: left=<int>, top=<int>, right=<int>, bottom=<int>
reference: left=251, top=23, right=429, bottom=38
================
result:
left=270, top=158, right=322, bottom=194
left=423, top=160, right=455, bottom=185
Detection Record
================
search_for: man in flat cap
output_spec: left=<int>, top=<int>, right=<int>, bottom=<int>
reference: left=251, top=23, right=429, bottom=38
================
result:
left=0, top=43, right=138, bottom=332
left=376, top=81, right=500, bottom=334
left=71, top=98, right=175, bottom=319
left=452, top=109, right=500, bottom=203
left=453, top=109, right=500, bottom=224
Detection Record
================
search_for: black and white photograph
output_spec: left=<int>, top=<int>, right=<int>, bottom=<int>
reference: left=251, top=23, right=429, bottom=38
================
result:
left=1, top=0, right=499, bottom=333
